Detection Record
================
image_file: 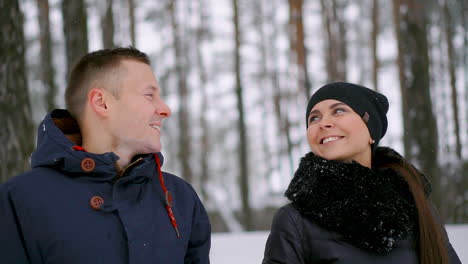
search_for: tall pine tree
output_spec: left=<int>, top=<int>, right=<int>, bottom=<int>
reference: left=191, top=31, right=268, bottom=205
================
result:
left=0, top=0, right=35, bottom=183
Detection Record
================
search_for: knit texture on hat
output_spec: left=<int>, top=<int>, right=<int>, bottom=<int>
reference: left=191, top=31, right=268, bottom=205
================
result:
left=306, top=82, right=389, bottom=151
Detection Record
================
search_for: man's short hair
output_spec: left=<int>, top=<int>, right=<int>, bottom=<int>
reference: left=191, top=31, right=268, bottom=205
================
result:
left=65, top=47, right=150, bottom=120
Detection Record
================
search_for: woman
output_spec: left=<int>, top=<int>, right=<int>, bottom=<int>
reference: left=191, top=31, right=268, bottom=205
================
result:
left=262, top=82, right=461, bottom=264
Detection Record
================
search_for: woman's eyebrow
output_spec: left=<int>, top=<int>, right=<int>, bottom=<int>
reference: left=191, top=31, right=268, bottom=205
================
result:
left=309, top=102, right=347, bottom=116
left=309, top=109, right=320, bottom=116
left=330, top=102, right=346, bottom=108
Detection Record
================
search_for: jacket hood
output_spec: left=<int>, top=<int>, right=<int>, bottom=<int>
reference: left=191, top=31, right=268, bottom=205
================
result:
left=31, top=109, right=165, bottom=180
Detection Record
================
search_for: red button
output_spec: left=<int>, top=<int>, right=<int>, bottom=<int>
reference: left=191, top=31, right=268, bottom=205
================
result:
left=90, top=196, right=104, bottom=210
left=81, top=158, right=95, bottom=172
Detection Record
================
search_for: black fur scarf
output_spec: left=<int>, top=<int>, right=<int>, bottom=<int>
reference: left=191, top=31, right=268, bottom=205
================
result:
left=285, top=147, right=429, bottom=254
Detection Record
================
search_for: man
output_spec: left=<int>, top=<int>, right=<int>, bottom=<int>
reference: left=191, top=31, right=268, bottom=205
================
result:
left=0, top=47, right=211, bottom=263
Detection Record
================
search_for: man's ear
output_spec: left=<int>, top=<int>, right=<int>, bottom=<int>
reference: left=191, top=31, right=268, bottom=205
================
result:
left=88, top=88, right=110, bottom=117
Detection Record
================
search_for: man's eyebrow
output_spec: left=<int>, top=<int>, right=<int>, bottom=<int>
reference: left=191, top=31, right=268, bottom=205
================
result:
left=144, top=85, right=159, bottom=92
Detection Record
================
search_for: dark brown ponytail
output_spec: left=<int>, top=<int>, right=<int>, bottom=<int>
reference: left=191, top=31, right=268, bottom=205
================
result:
left=384, top=161, right=448, bottom=264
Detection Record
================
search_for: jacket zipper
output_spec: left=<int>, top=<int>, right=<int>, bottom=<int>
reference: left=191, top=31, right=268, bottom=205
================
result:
left=117, top=157, right=144, bottom=178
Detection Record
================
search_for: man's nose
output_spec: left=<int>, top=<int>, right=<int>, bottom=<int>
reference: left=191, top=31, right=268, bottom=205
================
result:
left=156, top=98, right=171, bottom=118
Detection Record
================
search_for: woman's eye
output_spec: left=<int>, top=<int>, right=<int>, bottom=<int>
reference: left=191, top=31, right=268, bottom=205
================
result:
left=334, top=108, right=346, bottom=114
left=309, top=115, right=319, bottom=124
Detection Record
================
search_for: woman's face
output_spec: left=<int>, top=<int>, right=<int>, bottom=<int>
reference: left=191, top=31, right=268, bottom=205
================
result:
left=307, top=99, right=373, bottom=167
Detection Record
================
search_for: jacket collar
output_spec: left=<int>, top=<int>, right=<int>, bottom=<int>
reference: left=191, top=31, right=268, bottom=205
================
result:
left=31, top=109, right=164, bottom=182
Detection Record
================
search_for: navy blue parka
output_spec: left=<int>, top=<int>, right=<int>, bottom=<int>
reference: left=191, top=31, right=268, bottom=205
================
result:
left=0, top=109, right=211, bottom=264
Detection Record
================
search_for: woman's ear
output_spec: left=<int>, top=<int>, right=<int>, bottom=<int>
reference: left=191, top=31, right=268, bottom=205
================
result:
left=369, top=138, right=375, bottom=144
left=88, top=88, right=109, bottom=117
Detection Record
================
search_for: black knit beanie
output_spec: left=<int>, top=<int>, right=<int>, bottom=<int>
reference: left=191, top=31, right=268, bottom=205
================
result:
left=306, top=82, right=389, bottom=152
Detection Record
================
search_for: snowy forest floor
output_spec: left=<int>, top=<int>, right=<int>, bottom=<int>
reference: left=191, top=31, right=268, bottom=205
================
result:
left=210, top=225, right=468, bottom=263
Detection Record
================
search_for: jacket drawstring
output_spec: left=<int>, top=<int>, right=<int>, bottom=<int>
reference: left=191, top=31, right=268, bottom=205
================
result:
left=72, top=145, right=87, bottom=152
left=154, top=154, right=181, bottom=238
left=73, top=146, right=180, bottom=238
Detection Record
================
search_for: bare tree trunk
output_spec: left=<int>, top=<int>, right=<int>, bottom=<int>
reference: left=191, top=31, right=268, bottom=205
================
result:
left=446, top=0, right=468, bottom=224
left=269, top=1, right=295, bottom=175
left=462, top=162, right=468, bottom=222
left=335, top=0, right=347, bottom=80
left=461, top=0, right=468, bottom=223
left=101, top=0, right=115, bottom=48
left=463, top=1, right=468, bottom=131
left=62, top=0, right=89, bottom=76
left=321, top=0, right=335, bottom=81
left=442, top=0, right=462, bottom=159
left=392, top=0, right=442, bottom=216
left=0, top=0, right=35, bottom=183
left=371, top=0, right=380, bottom=91
left=288, top=0, right=312, bottom=98
left=169, top=0, right=193, bottom=184
left=232, top=0, right=252, bottom=230
left=253, top=0, right=275, bottom=186
left=36, top=0, right=57, bottom=111
left=127, top=0, right=136, bottom=47
left=195, top=0, right=210, bottom=201
left=320, top=0, right=347, bottom=81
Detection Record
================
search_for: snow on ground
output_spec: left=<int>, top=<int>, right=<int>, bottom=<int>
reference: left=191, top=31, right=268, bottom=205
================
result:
left=446, top=225, right=468, bottom=263
left=211, top=225, right=468, bottom=264
left=211, top=231, right=268, bottom=264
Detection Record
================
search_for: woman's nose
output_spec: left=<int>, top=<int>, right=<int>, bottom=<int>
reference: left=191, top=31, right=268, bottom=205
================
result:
left=319, top=115, right=334, bottom=128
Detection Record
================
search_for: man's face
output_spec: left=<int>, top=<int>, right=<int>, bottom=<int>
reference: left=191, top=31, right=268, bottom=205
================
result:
left=107, top=60, right=171, bottom=156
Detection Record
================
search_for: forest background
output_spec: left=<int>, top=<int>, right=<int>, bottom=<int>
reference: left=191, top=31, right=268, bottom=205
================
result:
left=1, top=0, right=467, bottom=232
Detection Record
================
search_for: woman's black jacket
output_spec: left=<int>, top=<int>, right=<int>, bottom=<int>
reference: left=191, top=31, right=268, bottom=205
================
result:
left=263, top=204, right=460, bottom=264
left=263, top=147, right=461, bottom=264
